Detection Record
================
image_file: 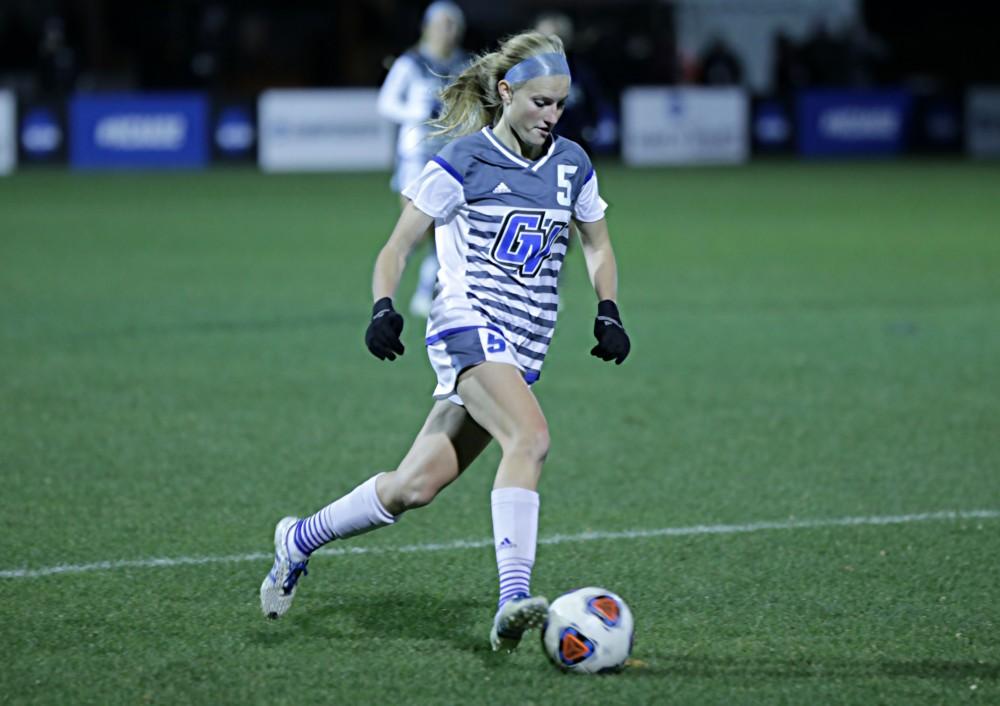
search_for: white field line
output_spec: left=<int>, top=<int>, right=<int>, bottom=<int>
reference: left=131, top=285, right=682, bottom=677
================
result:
left=2, top=508, right=998, bottom=581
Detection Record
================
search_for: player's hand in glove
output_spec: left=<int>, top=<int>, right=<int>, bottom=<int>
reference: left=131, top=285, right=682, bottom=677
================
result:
left=365, top=297, right=405, bottom=361
left=590, top=299, right=630, bottom=365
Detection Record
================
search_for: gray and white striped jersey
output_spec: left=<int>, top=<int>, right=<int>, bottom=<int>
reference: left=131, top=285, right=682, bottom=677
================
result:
left=402, top=127, right=607, bottom=383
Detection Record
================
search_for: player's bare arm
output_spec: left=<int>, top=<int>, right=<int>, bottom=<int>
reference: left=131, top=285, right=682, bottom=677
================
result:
left=372, top=200, right=435, bottom=302
left=576, top=216, right=619, bottom=302
left=576, top=217, right=630, bottom=364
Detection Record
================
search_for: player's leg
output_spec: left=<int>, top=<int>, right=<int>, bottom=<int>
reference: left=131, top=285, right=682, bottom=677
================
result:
left=375, top=399, right=492, bottom=515
left=455, top=362, right=550, bottom=650
left=260, top=400, right=491, bottom=619
left=457, top=362, right=549, bottom=490
left=291, top=399, right=490, bottom=552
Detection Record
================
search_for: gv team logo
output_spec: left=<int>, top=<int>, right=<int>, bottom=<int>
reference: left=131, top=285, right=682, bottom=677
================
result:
left=490, top=209, right=566, bottom=278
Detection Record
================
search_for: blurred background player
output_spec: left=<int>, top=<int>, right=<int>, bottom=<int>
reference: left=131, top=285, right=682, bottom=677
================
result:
left=377, top=1, right=470, bottom=317
left=261, top=29, right=631, bottom=652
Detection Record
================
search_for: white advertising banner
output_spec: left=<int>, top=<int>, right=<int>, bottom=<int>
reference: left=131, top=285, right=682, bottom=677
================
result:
left=0, top=90, right=15, bottom=175
left=966, top=87, right=1000, bottom=158
left=258, top=89, right=393, bottom=172
left=622, top=87, right=748, bottom=166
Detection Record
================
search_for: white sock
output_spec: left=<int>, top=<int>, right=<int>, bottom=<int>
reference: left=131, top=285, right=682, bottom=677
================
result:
left=491, top=487, right=539, bottom=608
left=290, top=474, right=395, bottom=561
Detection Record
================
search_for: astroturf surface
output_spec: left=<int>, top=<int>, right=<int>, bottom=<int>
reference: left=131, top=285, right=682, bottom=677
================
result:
left=1, top=161, right=998, bottom=704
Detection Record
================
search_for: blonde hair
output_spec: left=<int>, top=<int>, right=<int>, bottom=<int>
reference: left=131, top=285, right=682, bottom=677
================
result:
left=431, top=31, right=565, bottom=138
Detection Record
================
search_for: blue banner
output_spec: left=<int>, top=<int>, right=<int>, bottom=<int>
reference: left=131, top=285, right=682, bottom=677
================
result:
left=752, top=98, right=794, bottom=153
left=213, top=104, right=255, bottom=161
left=70, top=93, right=208, bottom=169
left=21, top=107, right=64, bottom=161
left=798, top=90, right=912, bottom=157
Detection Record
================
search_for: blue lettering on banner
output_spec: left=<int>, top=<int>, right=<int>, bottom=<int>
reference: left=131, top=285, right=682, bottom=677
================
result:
left=70, top=93, right=208, bottom=169
left=798, top=90, right=912, bottom=157
left=667, top=92, right=685, bottom=117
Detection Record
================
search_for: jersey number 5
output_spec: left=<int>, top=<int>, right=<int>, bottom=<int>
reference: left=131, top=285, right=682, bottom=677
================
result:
left=556, top=165, right=578, bottom=207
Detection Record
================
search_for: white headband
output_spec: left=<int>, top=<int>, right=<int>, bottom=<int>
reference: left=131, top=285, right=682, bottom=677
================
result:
left=503, top=52, right=571, bottom=84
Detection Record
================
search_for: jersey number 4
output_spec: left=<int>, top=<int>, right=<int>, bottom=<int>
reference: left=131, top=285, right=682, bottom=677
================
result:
left=490, top=210, right=567, bottom=278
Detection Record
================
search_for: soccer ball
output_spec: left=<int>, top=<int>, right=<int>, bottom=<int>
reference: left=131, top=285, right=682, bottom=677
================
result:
left=541, top=587, right=634, bottom=673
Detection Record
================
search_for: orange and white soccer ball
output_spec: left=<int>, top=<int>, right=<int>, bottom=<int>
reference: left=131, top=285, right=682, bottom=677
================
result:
left=541, top=587, right=635, bottom=673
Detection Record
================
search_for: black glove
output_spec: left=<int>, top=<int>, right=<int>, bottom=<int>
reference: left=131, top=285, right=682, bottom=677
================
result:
left=365, top=297, right=405, bottom=361
left=590, top=299, right=630, bottom=365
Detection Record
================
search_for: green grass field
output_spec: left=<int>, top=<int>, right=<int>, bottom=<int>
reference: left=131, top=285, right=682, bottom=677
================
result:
left=1, top=161, right=998, bottom=704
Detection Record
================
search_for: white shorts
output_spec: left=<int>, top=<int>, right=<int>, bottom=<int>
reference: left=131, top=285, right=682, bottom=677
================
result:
left=426, top=326, right=525, bottom=406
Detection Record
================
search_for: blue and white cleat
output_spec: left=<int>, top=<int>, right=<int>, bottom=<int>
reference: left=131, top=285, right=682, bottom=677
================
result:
left=260, top=516, right=309, bottom=619
left=490, top=593, right=549, bottom=652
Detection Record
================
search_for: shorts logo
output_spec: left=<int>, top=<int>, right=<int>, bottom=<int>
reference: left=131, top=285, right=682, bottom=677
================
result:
left=486, top=332, right=507, bottom=353
left=490, top=209, right=566, bottom=278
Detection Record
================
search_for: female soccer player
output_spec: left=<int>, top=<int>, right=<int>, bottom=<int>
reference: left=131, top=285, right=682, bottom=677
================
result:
left=377, top=1, right=469, bottom=317
left=261, top=30, right=631, bottom=653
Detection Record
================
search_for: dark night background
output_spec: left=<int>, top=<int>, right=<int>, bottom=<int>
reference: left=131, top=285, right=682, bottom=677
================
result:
left=2, top=1, right=999, bottom=100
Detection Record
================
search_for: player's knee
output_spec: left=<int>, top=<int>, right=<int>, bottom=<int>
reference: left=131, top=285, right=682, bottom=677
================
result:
left=508, top=424, right=550, bottom=465
left=399, top=485, right=435, bottom=510
left=377, top=472, right=405, bottom=515
left=379, top=471, right=432, bottom=514
left=396, top=473, right=445, bottom=511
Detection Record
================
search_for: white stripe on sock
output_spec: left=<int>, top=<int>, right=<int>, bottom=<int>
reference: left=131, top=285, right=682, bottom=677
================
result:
left=293, top=474, right=396, bottom=559
left=492, top=487, right=539, bottom=607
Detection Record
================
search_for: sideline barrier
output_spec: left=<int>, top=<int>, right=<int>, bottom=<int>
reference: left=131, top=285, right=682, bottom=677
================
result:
left=20, top=103, right=66, bottom=164
left=69, top=93, right=209, bottom=169
left=797, top=90, right=911, bottom=157
left=5, top=86, right=997, bottom=171
left=621, top=87, right=748, bottom=166
left=910, top=94, right=962, bottom=154
left=967, top=87, right=1000, bottom=158
left=212, top=102, right=256, bottom=162
left=752, top=96, right=795, bottom=154
left=0, top=90, right=15, bottom=175
left=258, top=89, right=393, bottom=172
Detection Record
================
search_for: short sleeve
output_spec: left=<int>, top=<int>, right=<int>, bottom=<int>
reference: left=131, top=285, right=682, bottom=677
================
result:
left=401, top=157, right=465, bottom=219
left=573, top=169, right=608, bottom=222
